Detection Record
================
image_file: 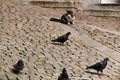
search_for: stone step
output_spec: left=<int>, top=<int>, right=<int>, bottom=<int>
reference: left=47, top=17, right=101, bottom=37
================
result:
left=78, top=10, right=120, bottom=18
left=57, top=21, right=120, bottom=63
left=18, top=0, right=81, bottom=2
left=29, top=0, right=82, bottom=9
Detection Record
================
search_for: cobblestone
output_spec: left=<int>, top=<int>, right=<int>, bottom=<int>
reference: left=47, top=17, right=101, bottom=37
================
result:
left=0, top=0, right=120, bottom=80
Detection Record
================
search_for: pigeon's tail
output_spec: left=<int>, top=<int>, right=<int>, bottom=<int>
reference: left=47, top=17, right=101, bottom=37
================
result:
left=51, top=39, right=56, bottom=42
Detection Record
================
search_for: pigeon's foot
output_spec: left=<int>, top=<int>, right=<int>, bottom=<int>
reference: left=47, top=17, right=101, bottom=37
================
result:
left=98, top=72, right=108, bottom=79
left=61, top=43, right=64, bottom=46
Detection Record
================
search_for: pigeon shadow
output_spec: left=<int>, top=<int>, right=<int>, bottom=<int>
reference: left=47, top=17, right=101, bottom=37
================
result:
left=85, top=71, right=102, bottom=79
left=51, top=42, right=64, bottom=46
left=50, top=42, right=70, bottom=46
left=11, top=69, right=21, bottom=74
left=85, top=71, right=107, bottom=76
left=85, top=71, right=99, bottom=75
left=85, top=71, right=109, bottom=79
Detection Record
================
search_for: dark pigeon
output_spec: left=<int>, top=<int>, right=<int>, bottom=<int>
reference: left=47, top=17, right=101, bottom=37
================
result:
left=13, top=59, right=24, bottom=72
left=52, top=32, right=71, bottom=44
left=58, top=68, right=70, bottom=80
left=86, top=58, right=109, bottom=74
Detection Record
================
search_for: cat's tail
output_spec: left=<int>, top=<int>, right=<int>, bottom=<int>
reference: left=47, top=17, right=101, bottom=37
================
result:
left=50, top=18, right=61, bottom=22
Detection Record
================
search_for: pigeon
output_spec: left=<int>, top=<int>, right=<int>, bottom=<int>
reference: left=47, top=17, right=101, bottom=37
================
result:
left=58, top=68, right=70, bottom=80
left=52, top=32, right=71, bottom=44
left=13, top=59, right=24, bottom=72
left=86, top=58, right=109, bottom=74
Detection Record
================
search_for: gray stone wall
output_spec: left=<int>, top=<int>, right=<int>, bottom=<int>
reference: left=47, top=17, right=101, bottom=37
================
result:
left=18, top=0, right=82, bottom=9
left=17, top=0, right=120, bottom=11
left=83, top=0, right=120, bottom=11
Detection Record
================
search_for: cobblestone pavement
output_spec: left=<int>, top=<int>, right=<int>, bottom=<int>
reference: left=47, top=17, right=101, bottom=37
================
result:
left=0, top=0, right=120, bottom=80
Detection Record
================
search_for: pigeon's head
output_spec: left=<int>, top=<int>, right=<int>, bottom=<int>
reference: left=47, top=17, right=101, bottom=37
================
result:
left=67, top=32, right=71, bottom=35
left=17, top=59, right=24, bottom=65
left=104, top=58, right=109, bottom=61
left=62, top=68, right=67, bottom=73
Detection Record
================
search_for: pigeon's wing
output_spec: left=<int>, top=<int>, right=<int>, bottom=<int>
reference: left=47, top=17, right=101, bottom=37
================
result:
left=56, top=35, right=65, bottom=41
left=87, top=62, right=102, bottom=70
left=13, top=63, right=24, bottom=70
left=52, top=35, right=64, bottom=42
left=55, top=34, right=67, bottom=42
left=93, top=62, right=104, bottom=71
left=13, top=64, right=21, bottom=70
left=95, top=62, right=103, bottom=69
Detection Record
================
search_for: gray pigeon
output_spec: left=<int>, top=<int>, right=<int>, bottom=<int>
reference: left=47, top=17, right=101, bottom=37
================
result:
left=58, top=68, right=70, bottom=80
left=13, top=59, right=24, bottom=72
left=86, top=58, right=109, bottom=74
left=52, top=32, right=71, bottom=44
